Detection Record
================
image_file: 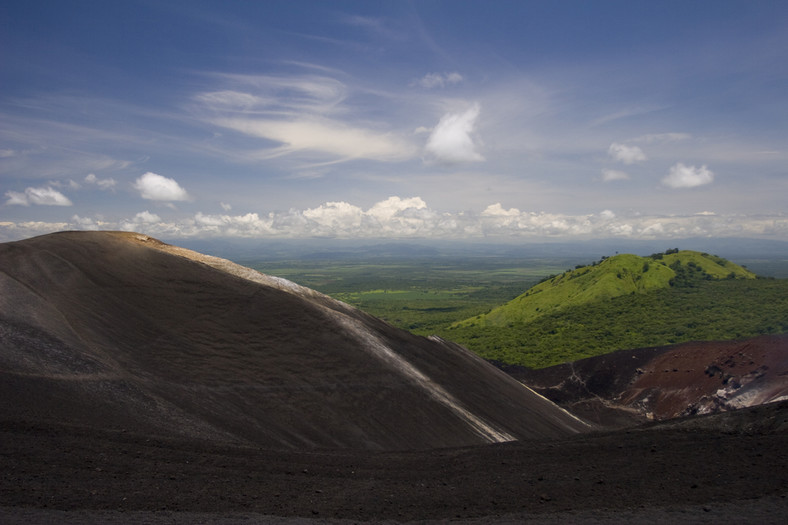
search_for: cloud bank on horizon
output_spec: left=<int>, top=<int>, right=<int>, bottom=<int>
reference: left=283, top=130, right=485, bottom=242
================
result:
left=4, top=196, right=784, bottom=243
left=1, top=1, right=786, bottom=242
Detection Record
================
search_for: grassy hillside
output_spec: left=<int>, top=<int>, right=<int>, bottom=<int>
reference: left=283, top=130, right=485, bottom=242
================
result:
left=439, top=249, right=785, bottom=368
left=455, top=250, right=755, bottom=328
left=441, top=278, right=788, bottom=369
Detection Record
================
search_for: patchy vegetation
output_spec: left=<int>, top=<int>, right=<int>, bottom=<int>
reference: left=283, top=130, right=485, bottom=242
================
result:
left=454, top=250, right=755, bottom=329
left=253, top=250, right=786, bottom=370
left=250, top=257, right=576, bottom=335
left=441, top=278, right=788, bottom=368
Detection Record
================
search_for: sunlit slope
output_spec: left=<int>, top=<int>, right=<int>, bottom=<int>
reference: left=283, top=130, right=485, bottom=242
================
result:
left=456, top=250, right=755, bottom=328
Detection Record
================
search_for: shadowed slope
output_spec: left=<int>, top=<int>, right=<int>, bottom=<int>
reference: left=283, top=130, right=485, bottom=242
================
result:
left=0, top=231, right=588, bottom=450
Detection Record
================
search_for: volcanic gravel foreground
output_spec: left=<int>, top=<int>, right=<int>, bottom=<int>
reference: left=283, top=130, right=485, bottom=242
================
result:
left=1, top=231, right=787, bottom=524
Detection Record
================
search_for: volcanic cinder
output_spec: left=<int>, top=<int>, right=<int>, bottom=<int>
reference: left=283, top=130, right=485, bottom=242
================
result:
left=0, top=231, right=588, bottom=450
left=1, top=231, right=786, bottom=524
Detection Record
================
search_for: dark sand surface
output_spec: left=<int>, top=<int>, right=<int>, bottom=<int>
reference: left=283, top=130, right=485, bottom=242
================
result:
left=2, top=401, right=787, bottom=524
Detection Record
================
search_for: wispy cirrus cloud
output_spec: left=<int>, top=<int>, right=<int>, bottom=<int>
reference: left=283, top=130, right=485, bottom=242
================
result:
left=212, top=117, right=417, bottom=162
left=413, top=72, right=463, bottom=89
left=193, top=90, right=268, bottom=111
left=633, top=133, right=692, bottom=144
left=195, top=73, right=418, bottom=163
left=198, top=73, right=348, bottom=115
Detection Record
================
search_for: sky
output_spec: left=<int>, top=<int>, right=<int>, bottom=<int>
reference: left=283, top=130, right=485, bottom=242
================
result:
left=1, top=0, right=787, bottom=242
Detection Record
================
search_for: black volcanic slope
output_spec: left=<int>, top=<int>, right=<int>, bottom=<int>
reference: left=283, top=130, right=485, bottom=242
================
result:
left=0, top=231, right=588, bottom=451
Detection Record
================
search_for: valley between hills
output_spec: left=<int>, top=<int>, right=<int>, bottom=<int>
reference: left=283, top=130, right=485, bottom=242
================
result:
left=1, top=231, right=786, bottom=524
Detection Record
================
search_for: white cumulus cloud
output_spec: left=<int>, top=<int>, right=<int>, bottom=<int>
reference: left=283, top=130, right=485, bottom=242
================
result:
left=425, top=103, right=484, bottom=163
left=481, top=203, right=521, bottom=227
left=303, top=201, right=364, bottom=229
left=134, top=210, right=161, bottom=223
left=295, top=197, right=431, bottom=237
left=118, top=210, right=163, bottom=232
left=608, top=142, right=647, bottom=164
left=84, top=173, right=117, bottom=190
left=662, top=163, right=714, bottom=189
left=5, top=186, right=73, bottom=206
left=2, top=199, right=787, bottom=242
left=71, top=215, right=102, bottom=230
left=188, top=212, right=275, bottom=237
left=133, top=172, right=190, bottom=201
left=367, top=196, right=428, bottom=221
left=482, top=203, right=521, bottom=217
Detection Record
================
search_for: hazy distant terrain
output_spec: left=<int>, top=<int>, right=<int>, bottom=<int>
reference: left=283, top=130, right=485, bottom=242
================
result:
left=176, top=236, right=788, bottom=266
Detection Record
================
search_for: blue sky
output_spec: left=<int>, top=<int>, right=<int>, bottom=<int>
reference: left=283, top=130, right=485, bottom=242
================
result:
left=1, top=0, right=786, bottom=241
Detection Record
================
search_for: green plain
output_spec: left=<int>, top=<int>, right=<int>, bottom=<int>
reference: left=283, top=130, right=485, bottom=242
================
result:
left=246, top=257, right=576, bottom=335
left=247, top=254, right=788, bottom=369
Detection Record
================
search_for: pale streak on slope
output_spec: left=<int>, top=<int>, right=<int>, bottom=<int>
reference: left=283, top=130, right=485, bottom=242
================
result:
left=518, top=380, right=595, bottom=431
left=134, top=234, right=516, bottom=444
left=327, top=311, right=516, bottom=444
left=427, top=335, right=593, bottom=433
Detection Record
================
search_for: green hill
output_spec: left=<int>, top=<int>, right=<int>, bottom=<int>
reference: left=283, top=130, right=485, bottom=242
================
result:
left=455, top=249, right=755, bottom=329
left=440, top=250, right=786, bottom=369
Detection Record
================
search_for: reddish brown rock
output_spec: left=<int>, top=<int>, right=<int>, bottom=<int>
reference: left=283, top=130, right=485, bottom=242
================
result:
left=510, top=334, right=788, bottom=426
